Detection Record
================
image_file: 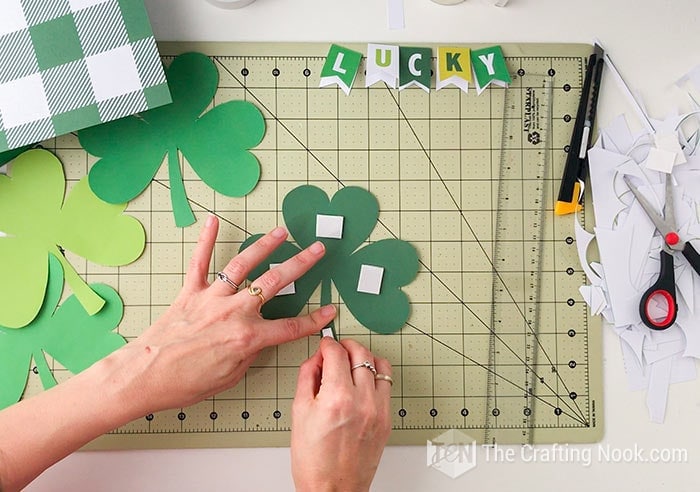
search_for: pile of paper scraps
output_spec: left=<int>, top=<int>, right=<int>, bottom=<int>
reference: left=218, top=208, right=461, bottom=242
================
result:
left=577, top=72, right=700, bottom=422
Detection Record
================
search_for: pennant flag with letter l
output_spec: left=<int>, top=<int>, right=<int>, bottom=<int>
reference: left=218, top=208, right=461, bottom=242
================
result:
left=436, top=46, right=472, bottom=92
left=319, top=44, right=363, bottom=95
left=399, top=46, right=432, bottom=92
left=365, top=44, right=400, bottom=88
left=471, top=45, right=512, bottom=94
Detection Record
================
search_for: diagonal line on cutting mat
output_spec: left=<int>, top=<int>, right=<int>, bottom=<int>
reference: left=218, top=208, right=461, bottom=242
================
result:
left=205, top=57, right=588, bottom=424
left=407, top=322, right=587, bottom=425
left=211, top=57, right=587, bottom=424
left=382, top=83, right=587, bottom=422
left=152, top=174, right=585, bottom=424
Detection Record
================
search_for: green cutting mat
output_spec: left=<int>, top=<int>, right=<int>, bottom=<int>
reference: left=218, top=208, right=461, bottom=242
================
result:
left=25, top=42, right=602, bottom=447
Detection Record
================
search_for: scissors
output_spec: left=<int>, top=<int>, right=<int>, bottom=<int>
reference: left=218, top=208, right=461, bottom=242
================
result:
left=623, top=175, right=700, bottom=330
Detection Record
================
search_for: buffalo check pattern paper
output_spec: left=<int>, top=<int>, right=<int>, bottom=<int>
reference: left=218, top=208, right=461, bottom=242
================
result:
left=0, top=0, right=171, bottom=152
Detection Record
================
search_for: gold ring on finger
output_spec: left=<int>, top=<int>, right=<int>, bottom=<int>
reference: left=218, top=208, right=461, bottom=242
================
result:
left=248, top=285, right=265, bottom=310
left=374, top=373, right=394, bottom=385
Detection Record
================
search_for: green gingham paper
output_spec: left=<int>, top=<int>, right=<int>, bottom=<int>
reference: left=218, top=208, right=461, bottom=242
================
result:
left=0, top=0, right=171, bottom=152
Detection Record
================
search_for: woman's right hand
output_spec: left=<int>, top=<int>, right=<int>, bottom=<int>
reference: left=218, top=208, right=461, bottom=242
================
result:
left=291, top=338, right=393, bottom=492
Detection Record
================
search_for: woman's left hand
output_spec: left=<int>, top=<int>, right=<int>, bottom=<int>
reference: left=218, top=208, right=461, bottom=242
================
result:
left=106, top=214, right=336, bottom=417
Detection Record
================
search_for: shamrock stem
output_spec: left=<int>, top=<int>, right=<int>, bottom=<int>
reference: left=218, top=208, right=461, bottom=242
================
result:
left=50, top=249, right=105, bottom=316
left=320, top=277, right=336, bottom=338
left=168, top=149, right=196, bottom=228
left=33, top=350, right=57, bottom=390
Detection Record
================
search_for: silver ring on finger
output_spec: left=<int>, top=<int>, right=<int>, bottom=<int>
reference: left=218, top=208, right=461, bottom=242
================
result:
left=351, top=360, right=377, bottom=376
left=216, top=272, right=239, bottom=292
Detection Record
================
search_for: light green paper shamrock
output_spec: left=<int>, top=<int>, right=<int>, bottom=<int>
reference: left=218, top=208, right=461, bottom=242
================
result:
left=0, top=255, right=126, bottom=410
left=240, top=185, right=419, bottom=334
left=78, top=52, right=266, bottom=228
left=0, top=149, right=145, bottom=328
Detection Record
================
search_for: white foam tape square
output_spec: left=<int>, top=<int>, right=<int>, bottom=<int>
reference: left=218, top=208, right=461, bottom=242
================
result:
left=645, top=147, right=676, bottom=174
left=316, top=214, right=344, bottom=239
left=270, top=263, right=295, bottom=295
left=654, top=132, right=686, bottom=165
left=357, top=264, right=384, bottom=295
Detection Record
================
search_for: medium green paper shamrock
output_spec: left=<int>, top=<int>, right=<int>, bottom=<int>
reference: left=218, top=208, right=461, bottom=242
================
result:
left=240, top=185, right=419, bottom=334
left=78, top=52, right=266, bottom=228
left=0, top=255, right=126, bottom=410
left=0, top=149, right=145, bottom=328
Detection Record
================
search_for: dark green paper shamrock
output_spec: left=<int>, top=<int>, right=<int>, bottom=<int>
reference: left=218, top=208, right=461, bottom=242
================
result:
left=0, top=255, right=126, bottom=410
left=78, top=52, right=266, bottom=228
left=240, top=185, right=419, bottom=334
left=0, top=144, right=32, bottom=167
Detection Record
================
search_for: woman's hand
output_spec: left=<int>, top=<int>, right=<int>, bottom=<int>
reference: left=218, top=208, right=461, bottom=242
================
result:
left=291, top=338, right=393, bottom=492
left=108, top=214, right=337, bottom=416
left=0, top=214, right=337, bottom=492
left=0, top=215, right=338, bottom=491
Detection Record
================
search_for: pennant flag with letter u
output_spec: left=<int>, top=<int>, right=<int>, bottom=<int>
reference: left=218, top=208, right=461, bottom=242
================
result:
left=366, top=44, right=399, bottom=88
left=319, top=44, right=363, bottom=95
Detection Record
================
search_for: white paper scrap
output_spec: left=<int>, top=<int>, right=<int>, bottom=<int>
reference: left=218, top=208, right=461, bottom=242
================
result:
left=587, top=147, right=629, bottom=229
left=675, top=65, right=700, bottom=93
left=600, top=114, right=635, bottom=154
left=574, top=217, right=603, bottom=286
left=387, top=0, right=405, bottom=30
left=576, top=93, right=700, bottom=423
left=579, top=285, right=607, bottom=316
left=646, top=357, right=672, bottom=424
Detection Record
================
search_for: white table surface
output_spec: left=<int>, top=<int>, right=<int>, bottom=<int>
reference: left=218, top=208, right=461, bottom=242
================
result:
left=27, top=1, right=700, bottom=490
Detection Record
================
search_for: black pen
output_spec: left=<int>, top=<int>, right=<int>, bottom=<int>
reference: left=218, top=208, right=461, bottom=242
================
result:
left=555, top=43, right=604, bottom=215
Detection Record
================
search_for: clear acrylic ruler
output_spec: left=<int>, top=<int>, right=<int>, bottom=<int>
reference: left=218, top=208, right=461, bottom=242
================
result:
left=485, top=74, right=557, bottom=444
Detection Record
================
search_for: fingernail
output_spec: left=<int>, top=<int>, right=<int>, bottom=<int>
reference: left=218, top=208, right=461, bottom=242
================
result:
left=205, top=214, right=216, bottom=227
left=309, top=241, right=325, bottom=254
left=320, top=304, right=336, bottom=317
left=271, top=227, right=287, bottom=238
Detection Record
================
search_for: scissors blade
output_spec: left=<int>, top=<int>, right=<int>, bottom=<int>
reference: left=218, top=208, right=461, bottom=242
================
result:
left=663, top=176, right=678, bottom=235
left=622, top=175, right=675, bottom=238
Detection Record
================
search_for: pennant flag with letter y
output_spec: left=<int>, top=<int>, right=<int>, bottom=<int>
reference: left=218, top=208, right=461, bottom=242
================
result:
left=471, top=46, right=512, bottom=94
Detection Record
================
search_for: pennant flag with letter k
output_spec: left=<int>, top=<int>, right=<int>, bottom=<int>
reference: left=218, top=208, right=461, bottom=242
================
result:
left=437, top=46, right=472, bottom=92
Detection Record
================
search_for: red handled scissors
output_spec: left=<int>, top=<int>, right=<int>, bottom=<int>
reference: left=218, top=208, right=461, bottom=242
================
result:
left=623, top=175, right=700, bottom=330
